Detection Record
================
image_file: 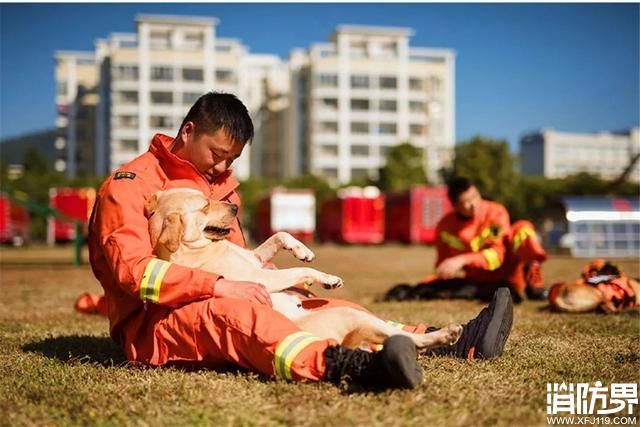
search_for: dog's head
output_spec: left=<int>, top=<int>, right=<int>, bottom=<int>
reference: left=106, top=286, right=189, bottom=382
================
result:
left=145, top=188, right=238, bottom=258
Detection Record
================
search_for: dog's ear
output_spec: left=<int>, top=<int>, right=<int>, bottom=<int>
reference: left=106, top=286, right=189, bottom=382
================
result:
left=157, top=212, right=183, bottom=254
left=145, top=192, right=160, bottom=217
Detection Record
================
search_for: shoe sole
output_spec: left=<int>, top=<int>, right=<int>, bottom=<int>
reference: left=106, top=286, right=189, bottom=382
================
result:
left=381, top=335, right=423, bottom=389
left=477, top=287, right=513, bottom=359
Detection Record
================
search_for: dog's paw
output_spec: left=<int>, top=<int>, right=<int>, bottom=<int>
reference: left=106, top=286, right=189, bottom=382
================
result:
left=321, top=275, right=344, bottom=290
left=442, top=323, right=463, bottom=346
left=287, top=244, right=315, bottom=262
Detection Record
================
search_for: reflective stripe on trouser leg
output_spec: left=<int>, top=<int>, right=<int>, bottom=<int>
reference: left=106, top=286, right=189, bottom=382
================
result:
left=374, top=320, right=407, bottom=351
left=273, top=332, right=323, bottom=380
left=512, top=227, right=536, bottom=254
left=481, top=248, right=501, bottom=271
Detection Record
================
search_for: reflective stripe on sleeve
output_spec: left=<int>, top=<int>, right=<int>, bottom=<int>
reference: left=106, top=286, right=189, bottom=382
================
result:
left=139, top=258, right=171, bottom=303
left=481, top=248, right=501, bottom=271
left=440, top=231, right=465, bottom=251
left=273, top=332, right=322, bottom=380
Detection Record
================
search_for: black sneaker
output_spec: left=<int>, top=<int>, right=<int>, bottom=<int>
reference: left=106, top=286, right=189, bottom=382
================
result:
left=428, top=287, right=513, bottom=359
left=324, top=335, right=423, bottom=389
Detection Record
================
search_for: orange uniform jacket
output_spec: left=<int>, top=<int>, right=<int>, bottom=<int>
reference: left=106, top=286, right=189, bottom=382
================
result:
left=435, top=200, right=511, bottom=282
left=88, top=134, right=245, bottom=362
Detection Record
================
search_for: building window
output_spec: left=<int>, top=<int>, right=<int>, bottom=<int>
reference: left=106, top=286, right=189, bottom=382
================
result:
left=380, top=76, right=397, bottom=89
left=183, top=92, right=201, bottom=105
left=120, top=139, right=138, bottom=152
left=318, top=121, right=338, bottom=133
left=150, top=91, right=173, bottom=104
left=378, top=123, right=397, bottom=135
left=150, top=115, right=173, bottom=128
left=350, top=75, right=369, bottom=89
left=379, top=99, right=397, bottom=112
left=319, top=145, right=339, bottom=157
left=150, top=31, right=171, bottom=49
left=216, top=69, right=235, bottom=84
left=183, top=32, right=203, bottom=49
left=57, top=81, right=67, bottom=96
left=411, top=123, right=427, bottom=136
left=215, top=44, right=232, bottom=53
left=409, top=101, right=426, bottom=113
left=427, top=76, right=442, bottom=93
left=428, top=101, right=443, bottom=117
left=351, top=99, right=370, bottom=111
left=351, top=145, right=369, bottom=156
left=118, top=115, right=138, bottom=128
left=118, top=91, right=138, bottom=104
left=321, top=168, right=338, bottom=180
left=351, top=122, right=369, bottom=134
left=319, top=98, right=338, bottom=110
left=316, top=73, right=338, bottom=87
left=115, top=65, right=139, bottom=80
left=379, top=41, right=397, bottom=58
left=350, top=40, right=367, bottom=58
left=182, top=68, right=203, bottom=82
left=409, top=78, right=423, bottom=90
left=351, top=168, right=369, bottom=180
left=151, top=66, right=173, bottom=81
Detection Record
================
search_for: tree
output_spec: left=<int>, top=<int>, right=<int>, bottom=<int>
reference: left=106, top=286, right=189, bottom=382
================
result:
left=445, top=136, right=520, bottom=208
left=22, top=146, right=50, bottom=174
left=377, top=142, right=427, bottom=192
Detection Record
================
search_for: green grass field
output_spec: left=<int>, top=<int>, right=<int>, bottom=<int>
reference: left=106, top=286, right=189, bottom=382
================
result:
left=1, top=244, right=638, bottom=426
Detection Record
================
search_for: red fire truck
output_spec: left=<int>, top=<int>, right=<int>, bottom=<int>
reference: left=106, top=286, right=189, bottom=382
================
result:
left=254, top=188, right=316, bottom=244
left=318, top=186, right=385, bottom=244
left=385, top=185, right=451, bottom=244
left=0, top=193, right=31, bottom=246
left=47, top=187, right=96, bottom=243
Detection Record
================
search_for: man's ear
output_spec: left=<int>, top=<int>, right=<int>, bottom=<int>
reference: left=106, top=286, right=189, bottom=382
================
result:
left=145, top=192, right=160, bottom=217
left=157, top=212, right=184, bottom=254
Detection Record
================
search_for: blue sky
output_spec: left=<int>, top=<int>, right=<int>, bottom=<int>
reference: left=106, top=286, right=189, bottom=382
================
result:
left=0, top=3, right=638, bottom=151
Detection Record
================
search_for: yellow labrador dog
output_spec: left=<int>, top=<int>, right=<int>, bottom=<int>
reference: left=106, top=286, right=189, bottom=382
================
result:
left=145, top=188, right=462, bottom=350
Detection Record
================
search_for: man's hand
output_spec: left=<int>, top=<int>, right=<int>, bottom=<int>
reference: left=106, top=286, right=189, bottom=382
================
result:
left=214, top=279, right=273, bottom=306
left=436, top=256, right=467, bottom=280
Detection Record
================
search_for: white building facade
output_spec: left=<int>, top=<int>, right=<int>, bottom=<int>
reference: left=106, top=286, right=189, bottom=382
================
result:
left=57, top=14, right=287, bottom=180
left=287, top=25, right=456, bottom=185
left=54, top=17, right=456, bottom=185
left=520, top=128, right=640, bottom=182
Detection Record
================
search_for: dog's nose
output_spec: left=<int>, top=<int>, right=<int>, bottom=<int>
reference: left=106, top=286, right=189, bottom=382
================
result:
left=229, top=204, right=238, bottom=215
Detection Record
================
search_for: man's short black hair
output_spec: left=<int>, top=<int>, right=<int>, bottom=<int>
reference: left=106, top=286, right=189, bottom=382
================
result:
left=447, top=176, right=474, bottom=203
left=179, top=92, right=254, bottom=145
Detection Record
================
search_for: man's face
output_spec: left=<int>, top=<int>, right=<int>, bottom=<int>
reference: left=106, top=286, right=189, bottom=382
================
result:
left=180, top=123, right=245, bottom=183
left=454, top=186, right=481, bottom=219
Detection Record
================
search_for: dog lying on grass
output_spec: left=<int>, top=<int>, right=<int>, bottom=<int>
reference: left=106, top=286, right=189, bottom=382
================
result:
left=548, top=260, right=639, bottom=314
left=145, top=187, right=462, bottom=350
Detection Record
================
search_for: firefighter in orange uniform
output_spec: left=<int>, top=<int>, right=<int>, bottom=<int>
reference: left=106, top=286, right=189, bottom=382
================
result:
left=89, top=93, right=515, bottom=388
left=419, top=176, right=548, bottom=302
left=88, top=92, right=426, bottom=389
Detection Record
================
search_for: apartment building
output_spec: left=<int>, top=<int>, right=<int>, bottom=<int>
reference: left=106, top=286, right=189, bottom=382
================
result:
left=54, top=17, right=456, bottom=185
left=520, top=128, right=640, bottom=182
left=56, top=14, right=286, bottom=179
left=287, top=25, right=456, bottom=185
left=54, top=51, right=99, bottom=176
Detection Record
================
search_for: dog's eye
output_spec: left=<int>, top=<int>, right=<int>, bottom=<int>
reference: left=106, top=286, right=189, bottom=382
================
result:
left=200, top=202, right=210, bottom=213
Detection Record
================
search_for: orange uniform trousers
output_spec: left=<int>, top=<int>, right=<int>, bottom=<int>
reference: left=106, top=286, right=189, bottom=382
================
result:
left=104, top=295, right=427, bottom=381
